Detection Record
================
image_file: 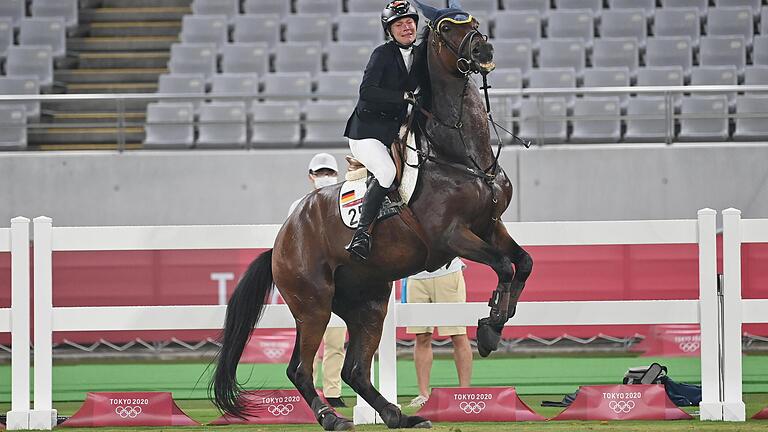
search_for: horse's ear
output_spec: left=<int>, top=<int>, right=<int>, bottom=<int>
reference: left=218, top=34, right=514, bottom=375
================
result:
left=412, top=0, right=439, bottom=22
left=447, top=0, right=462, bottom=9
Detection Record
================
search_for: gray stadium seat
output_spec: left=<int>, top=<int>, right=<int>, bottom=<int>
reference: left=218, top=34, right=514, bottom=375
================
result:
left=707, top=7, right=753, bottom=46
left=144, top=102, right=195, bottom=148
left=304, top=100, right=356, bottom=147
left=699, top=36, right=746, bottom=73
left=483, top=68, right=523, bottom=111
left=274, top=42, right=323, bottom=76
left=31, top=0, right=78, bottom=29
left=460, top=0, right=499, bottom=14
left=0, top=77, right=40, bottom=120
left=220, top=43, right=269, bottom=75
left=233, top=14, right=281, bottom=50
left=538, top=39, right=585, bottom=76
left=679, top=95, right=729, bottom=141
left=197, top=101, right=247, bottom=146
left=327, top=41, right=375, bottom=72
left=636, top=66, right=684, bottom=107
left=261, top=72, right=313, bottom=100
left=762, top=9, right=768, bottom=36
left=470, top=11, right=491, bottom=36
left=283, top=14, right=333, bottom=47
left=168, top=43, right=217, bottom=81
left=250, top=101, right=301, bottom=147
left=296, top=0, right=343, bottom=15
left=690, top=65, right=738, bottom=105
left=19, top=18, right=66, bottom=59
left=653, top=8, right=700, bottom=46
left=337, top=13, right=384, bottom=43
left=570, top=97, right=621, bottom=143
left=600, top=9, right=647, bottom=47
left=0, top=18, right=12, bottom=59
left=316, top=71, right=362, bottom=99
left=645, top=37, right=693, bottom=75
left=582, top=67, right=630, bottom=107
left=491, top=39, right=532, bottom=76
left=0, top=0, right=24, bottom=28
left=660, top=0, right=708, bottom=16
left=158, top=73, right=206, bottom=110
left=745, top=66, right=768, bottom=86
left=180, top=15, right=228, bottom=48
left=492, top=11, right=540, bottom=45
left=502, top=0, right=549, bottom=17
left=0, top=105, right=27, bottom=149
left=6, top=46, right=54, bottom=88
left=347, top=0, right=386, bottom=13
left=518, top=97, right=567, bottom=144
left=242, top=0, right=290, bottom=17
left=529, top=68, right=576, bottom=91
left=547, top=10, right=593, bottom=46
left=608, top=0, right=655, bottom=18
left=625, top=97, right=669, bottom=142
left=751, top=35, right=768, bottom=66
left=714, top=0, right=760, bottom=15
left=210, top=73, right=260, bottom=107
left=592, top=38, right=639, bottom=73
left=192, top=0, right=239, bottom=24
left=734, top=95, right=768, bottom=141
left=487, top=96, right=514, bottom=143
left=554, top=0, right=602, bottom=16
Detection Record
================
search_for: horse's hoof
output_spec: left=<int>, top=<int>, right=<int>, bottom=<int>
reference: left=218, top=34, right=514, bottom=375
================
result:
left=322, top=413, right=354, bottom=431
left=408, top=417, right=432, bottom=428
left=476, top=321, right=502, bottom=358
left=333, top=418, right=355, bottom=431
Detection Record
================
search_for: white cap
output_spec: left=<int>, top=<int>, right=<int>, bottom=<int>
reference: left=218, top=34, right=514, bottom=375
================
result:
left=308, top=153, right=338, bottom=173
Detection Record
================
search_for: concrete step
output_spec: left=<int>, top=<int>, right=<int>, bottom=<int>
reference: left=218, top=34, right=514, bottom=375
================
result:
left=77, top=52, right=170, bottom=68
left=69, top=36, right=179, bottom=52
left=43, top=98, right=151, bottom=112
left=28, top=126, right=145, bottom=144
left=64, top=82, right=158, bottom=94
left=34, top=143, right=144, bottom=151
left=49, top=111, right=146, bottom=123
left=80, top=7, right=191, bottom=23
left=101, top=0, right=191, bottom=7
left=86, top=21, right=181, bottom=37
left=56, top=68, right=167, bottom=83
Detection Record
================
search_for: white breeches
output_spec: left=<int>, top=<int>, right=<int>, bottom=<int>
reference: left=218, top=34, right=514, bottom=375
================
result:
left=348, top=137, right=396, bottom=188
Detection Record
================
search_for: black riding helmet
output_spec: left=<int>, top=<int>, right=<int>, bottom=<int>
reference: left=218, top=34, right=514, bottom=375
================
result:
left=381, top=0, right=419, bottom=48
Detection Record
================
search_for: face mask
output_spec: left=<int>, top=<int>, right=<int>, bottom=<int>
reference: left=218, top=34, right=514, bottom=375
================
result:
left=314, top=175, right=338, bottom=189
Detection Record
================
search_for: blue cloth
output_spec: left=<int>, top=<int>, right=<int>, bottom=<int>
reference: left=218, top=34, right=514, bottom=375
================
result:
left=412, top=0, right=470, bottom=24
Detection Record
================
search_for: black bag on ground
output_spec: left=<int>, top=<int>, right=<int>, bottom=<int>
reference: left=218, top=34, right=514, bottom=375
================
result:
left=659, top=375, right=702, bottom=406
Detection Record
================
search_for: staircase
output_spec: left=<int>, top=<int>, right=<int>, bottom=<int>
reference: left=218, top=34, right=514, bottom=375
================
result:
left=32, top=0, right=191, bottom=150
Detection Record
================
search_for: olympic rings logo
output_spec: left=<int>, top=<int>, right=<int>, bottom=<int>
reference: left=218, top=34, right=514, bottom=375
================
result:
left=267, top=404, right=294, bottom=416
left=115, top=406, right=142, bottom=419
left=678, top=341, right=700, bottom=352
left=264, top=348, right=287, bottom=359
left=608, top=400, right=636, bottom=414
left=458, top=401, right=486, bottom=414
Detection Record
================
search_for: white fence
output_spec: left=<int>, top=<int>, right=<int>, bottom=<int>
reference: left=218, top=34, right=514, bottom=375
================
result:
left=3, top=209, right=765, bottom=428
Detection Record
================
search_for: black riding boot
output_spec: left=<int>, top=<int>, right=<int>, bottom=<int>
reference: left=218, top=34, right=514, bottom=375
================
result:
left=345, top=178, right=389, bottom=261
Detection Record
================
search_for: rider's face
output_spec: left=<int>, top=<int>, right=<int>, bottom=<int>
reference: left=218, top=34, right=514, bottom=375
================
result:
left=390, top=17, right=417, bottom=46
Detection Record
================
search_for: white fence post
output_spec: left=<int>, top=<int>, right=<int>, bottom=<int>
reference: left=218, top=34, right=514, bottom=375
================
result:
left=721, top=208, right=746, bottom=421
left=697, top=208, right=723, bottom=421
left=6, top=217, right=31, bottom=430
left=378, top=286, right=398, bottom=403
left=30, top=216, right=56, bottom=430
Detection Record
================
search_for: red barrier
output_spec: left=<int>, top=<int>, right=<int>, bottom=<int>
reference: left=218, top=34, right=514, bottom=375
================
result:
left=416, top=387, right=545, bottom=422
left=630, top=325, right=701, bottom=357
left=753, top=406, right=768, bottom=419
left=240, top=330, right=295, bottom=363
left=551, top=384, right=692, bottom=421
left=209, top=389, right=320, bottom=425
left=60, top=392, right=198, bottom=427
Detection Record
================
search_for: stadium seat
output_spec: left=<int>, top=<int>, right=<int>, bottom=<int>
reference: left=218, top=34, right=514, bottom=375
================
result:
left=144, top=102, right=195, bottom=148
left=242, top=0, right=290, bottom=18
left=600, top=9, right=647, bottom=48
left=502, top=0, right=549, bottom=17
left=490, top=39, right=532, bottom=76
left=158, top=74, right=206, bottom=109
left=745, top=66, right=768, bottom=86
left=714, top=0, right=760, bottom=15
left=168, top=43, right=218, bottom=81
left=5, top=45, right=54, bottom=88
left=591, top=38, right=639, bottom=73
left=220, top=43, right=269, bottom=76
left=492, top=11, right=540, bottom=45
left=699, top=36, right=746, bottom=73
left=483, top=68, right=523, bottom=111
left=487, top=96, right=514, bottom=143
left=459, top=0, right=499, bottom=14
left=303, top=100, right=356, bottom=147
left=315, top=71, right=362, bottom=99
left=570, top=97, right=621, bottom=143
left=762, top=9, right=768, bottom=36
left=751, top=35, right=768, bottom=66
left=608, top=0, right=655, bottom=18
left=518, top=97, right=567, bottom=144
left=554, top=0, right=602, bottom=16
left=197, top=101, right=247, bottom=146
left=274, top=42, right=323, bottom=76
left=690, top=65, right=738, bottom=105
left=337, top=13, right=384, bottom=43
left=326, top=41, right=375, bottom=72
left=0, top=105, right=27, bottom=149
left=191, top=0, right=239, bottom=24
left=19, top=17, right=66, bottom=59
left=636, top=66, right=684, bottom=107
left=180, top=15, right=228, bottom=48
left=529, top=68, right=576, bottom=98
left=31, top=0, right=78, bottom=29
left=734, top=95, right=768, bottom=141
left=660, top=0, right=708, bottom=17
left=261, top=72, right=313, bottom=101
left=547, top=10, right=593, bottom=47
left=0, top=0, right=24, bottom=28
left=283, top=14, right=333, bottom=47
left=624, top=96, right=669, bottom=142
left=210, top=73, right=260, bottom=107
left=582, top=67, right=630, bottom=107
left=471, top=11, right=491, bottom=37
left=679, top=95, right=729, bottom=141
left=0, top=76, right=41, bottom=121
left=296, top=0, right=343, bottom=15
left=653, top=8, right=700, bottom=47
left=347, top=0, right=386, bottom=13
left=645, top=37, right=693, bottom=76
left=250, top=101, right=301, bottom=147
left=538, top=39, right=585, bottom=76
left=0, top=18, right=12, bottom=59
left=707, top=7, right=753, bottom=46
left=233, top=14, right=281, bottom=50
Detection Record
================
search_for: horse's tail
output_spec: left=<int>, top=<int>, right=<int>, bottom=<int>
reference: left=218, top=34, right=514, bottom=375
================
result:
left=211, top=249, right=274, bottom=417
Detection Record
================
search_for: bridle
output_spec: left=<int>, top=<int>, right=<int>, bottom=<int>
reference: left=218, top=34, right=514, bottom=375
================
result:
left=428, top=13, right=487, bottom=76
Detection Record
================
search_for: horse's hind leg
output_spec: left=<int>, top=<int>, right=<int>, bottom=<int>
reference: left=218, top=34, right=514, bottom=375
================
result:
left=335, top=287, right=432, bottom=429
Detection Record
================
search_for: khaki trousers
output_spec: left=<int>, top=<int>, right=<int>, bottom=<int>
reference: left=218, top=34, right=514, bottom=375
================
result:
left=313, top=326, right=346, bottom=397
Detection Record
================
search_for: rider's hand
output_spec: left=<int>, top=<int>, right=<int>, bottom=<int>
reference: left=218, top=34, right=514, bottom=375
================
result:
left=404, top=91, right=417, bottom=105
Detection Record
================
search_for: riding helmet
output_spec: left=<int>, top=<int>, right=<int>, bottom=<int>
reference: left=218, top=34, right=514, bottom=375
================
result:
left=381, top=0, right=419, bottom=32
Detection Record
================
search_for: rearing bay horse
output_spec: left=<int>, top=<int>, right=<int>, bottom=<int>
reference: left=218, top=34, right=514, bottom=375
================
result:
left=211, top=4, right=533, bottom=430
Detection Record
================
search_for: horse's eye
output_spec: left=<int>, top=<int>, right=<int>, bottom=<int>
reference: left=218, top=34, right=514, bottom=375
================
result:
left=441, top=25, right=450, bottom=32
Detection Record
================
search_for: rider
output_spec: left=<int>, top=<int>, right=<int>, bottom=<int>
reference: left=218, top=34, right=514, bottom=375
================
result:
left=344, top=0, right=428, bottom=261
